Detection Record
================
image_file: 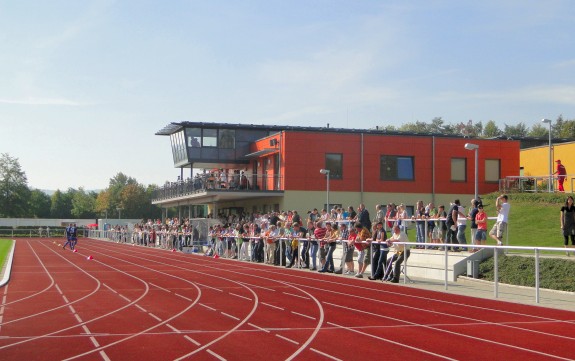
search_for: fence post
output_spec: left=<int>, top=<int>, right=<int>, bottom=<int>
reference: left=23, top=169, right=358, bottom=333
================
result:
left=535, top=248, right=540, bottom=303
left=494, top=247, right=499, bottom=298
left=444, top=244, right=448, bottom=290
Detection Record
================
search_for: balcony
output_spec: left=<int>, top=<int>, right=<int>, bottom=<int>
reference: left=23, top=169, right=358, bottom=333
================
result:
left=152, top=173, right=284, bottom=205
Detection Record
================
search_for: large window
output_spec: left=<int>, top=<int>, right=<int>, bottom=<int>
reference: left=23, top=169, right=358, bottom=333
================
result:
left=170, top=130, right=187, bottom=164
left=325, top=153, right=343, bottom=179
left=451, top=158, right=466, bottom=182
left=380, top=155, right=414, bottom=181
left=485, top=159, right=500, bottom=182
left=186, top=128, right=201, bottom=148
left=202, top=129, right=218, bottom=147
left=219, top=129, right=235, bottom=149
left=185, top=128, right=235, bottom=149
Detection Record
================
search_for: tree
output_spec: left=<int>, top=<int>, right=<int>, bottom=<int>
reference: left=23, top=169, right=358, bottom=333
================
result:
left=71, top=188, right=97, bottom=218
left=482, top=120, right=502, bottom=138
left=528, top=123, right=548, bottom=137
left=0, top=153, right=31, bottom=217
left=504, top=122, right=528, bottom=137
left=29, top=189, right=52, bottom=218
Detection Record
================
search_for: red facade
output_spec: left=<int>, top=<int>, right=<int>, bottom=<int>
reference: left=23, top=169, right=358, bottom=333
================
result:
left=251, top=131, right=519, bottom=195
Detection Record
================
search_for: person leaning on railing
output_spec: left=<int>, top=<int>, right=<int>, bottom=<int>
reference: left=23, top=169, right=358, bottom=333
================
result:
left=383, top=225, right=410, bottom=283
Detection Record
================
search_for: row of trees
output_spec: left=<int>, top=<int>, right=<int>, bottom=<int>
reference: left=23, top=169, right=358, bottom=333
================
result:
left=0, top=153, right=161, bottom=219
left=380, top=115, right=575, bottom=139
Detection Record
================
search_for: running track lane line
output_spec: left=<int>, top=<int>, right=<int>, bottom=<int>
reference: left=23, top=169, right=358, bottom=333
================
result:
left=0, top=241, right=151, bottom=352
left=0, top=241, right=102, bottom=327
left=82, top=241, right=327, bottom=361
left=127, top=244, right=575, bottom=359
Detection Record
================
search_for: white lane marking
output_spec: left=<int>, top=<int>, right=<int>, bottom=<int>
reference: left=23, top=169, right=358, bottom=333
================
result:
left=248, top=323, right=270, bottom=333
left=166, top=324, right=181, bottom=333
left=99, top=350, right=111, bottom=361
left=282, top=292, right=308, bottom=300
left=62, top=295, right=69, bottom=303
left=119, top=294, right=131, bottom=303
left=175, top=293, right=194, bottom=302
left=74, top=314, right=83, bottom=323
left=206, top=349, right=226, bottom=361
left=229, top=293, right=252, bottom=301
left=148, top=313, right=162, bottom=322
left=291, top=311, right=316, bottom=320
left=221, top=312, right=240, bottom=321
left=275, top=334, right=299, bottom=345
left=55, top=284, right=63, bottom=295
left=89, top=336, right=100, bottom=347
left=327, top=321, right=457, bottom=360
left=185, top=335, right=201, bottom=346
left=311, top=348, right=343, bottom=361
left=261, top=302, right=284, bottom=311
left=199, top=303, right=216, bottom=311
left=149, top=283, right=172, bottom=293
left=195, top=283, right=224, bottom=292
left=102, top=284, right=117, bottom=293
left=135, top=304, right=147, bottom=313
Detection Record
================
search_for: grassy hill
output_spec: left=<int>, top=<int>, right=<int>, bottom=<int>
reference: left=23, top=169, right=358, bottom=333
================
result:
left=465, top=192, right=575, bottom=291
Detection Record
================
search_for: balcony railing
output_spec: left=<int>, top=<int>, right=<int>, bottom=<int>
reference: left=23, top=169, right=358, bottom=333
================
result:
left=500, top=175, right=574, bottom=193
left=152, top=173, right=283, bottom=201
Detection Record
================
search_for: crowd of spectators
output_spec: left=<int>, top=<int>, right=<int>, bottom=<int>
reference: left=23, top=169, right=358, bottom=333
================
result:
left=101, top=197, right=496, bottom=283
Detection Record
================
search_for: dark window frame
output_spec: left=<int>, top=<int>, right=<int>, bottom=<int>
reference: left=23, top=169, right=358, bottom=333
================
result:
left=380, top=155, right=415, bottom=181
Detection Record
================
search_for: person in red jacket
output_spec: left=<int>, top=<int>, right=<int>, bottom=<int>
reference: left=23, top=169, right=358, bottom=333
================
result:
left=554, top=159, right=567, bottom=192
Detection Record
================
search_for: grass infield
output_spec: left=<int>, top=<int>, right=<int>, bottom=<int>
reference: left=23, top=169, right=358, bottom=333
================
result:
left=0, top=239, right=12, bottom=273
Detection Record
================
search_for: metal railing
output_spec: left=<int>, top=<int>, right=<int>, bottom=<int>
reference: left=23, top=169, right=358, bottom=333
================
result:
left=500, top=175, right=574, bottom=193
left=152, top=173, right=284, bottom=201
left=84, top=227, right=570, bottom=304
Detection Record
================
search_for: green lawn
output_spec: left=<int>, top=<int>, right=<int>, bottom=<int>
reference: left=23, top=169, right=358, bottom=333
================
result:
left=0, top=239, right=13, bottom=272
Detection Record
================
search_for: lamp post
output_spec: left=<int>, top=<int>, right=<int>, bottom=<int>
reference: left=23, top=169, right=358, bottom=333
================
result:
left=116, top=207, right=123, bottom=220
left=319, top=169, right=330, bottom=212
left=541, top=118, right=552, bottom=192
left=464, top=143, right=479, bottom=201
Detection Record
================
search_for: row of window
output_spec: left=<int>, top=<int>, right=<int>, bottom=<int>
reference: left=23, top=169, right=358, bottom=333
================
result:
left=325, top=153, right=500, bottom=182
left=186, top=128, right=235, bottom=149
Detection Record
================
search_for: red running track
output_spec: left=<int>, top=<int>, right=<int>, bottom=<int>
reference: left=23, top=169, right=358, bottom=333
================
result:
left=1, top=238, right=574, bottom=361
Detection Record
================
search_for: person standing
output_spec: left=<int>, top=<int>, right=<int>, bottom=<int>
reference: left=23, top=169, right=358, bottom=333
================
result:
left=561, top=196, right=575, bottom=256
left=554, top=160, right=567, bottom=192
left=369, top=222, right=388, bottom=280
left=468, top=199, right=479, bottom=250
left=445, top=200, right=461, bottom=251
left=489, top=195, right=510, bottom=246
left=473, top=205, right=488, bottom=252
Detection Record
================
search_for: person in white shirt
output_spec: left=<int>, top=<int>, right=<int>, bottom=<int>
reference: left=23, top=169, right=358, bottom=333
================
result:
left=489, top=194, right=510, bottom=246
left=383, top=226, right=410, bottom=283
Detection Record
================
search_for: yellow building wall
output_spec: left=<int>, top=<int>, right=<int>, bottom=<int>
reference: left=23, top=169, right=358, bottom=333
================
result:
left=521, top=142, right=575, bottom=193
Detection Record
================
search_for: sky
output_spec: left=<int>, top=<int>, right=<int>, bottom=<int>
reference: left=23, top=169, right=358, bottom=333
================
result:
left=1, top=0, right=574, bottom=191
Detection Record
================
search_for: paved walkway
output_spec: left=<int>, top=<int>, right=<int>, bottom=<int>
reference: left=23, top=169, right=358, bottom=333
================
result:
left=400, top=276, right=575, bottom=312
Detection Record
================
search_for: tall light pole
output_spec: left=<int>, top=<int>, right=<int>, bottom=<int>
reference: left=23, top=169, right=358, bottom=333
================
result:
left=464, top=143, right=479, bottom=201
left=117, top=207, right=123, bottom=220
left=542, top=118, right=552, bottom=192
left=319, top=169, right=330, bottom=212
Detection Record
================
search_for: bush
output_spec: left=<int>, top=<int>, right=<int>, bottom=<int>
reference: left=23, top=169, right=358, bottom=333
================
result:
left=479, top=254, right=575, bottom=292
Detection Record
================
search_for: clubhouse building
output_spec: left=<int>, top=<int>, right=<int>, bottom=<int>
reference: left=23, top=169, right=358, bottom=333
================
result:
left=153, top=122, right=520, bottom=218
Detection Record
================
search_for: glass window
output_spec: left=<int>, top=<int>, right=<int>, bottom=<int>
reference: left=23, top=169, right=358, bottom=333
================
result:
left=485, top=159, right=500, bottom=182
left=451, top=158, right=466, bottom=182
left=202, top=129, right=218, bottom=147
left=380, top=156, right=414, bottom=181
left=170, top=130, right=187, bottom=164
left=325, top=154, right=343, bottom=179
left=219, top=129, right=235, bottom=149
left=186, top=128, right=202, bottom=148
